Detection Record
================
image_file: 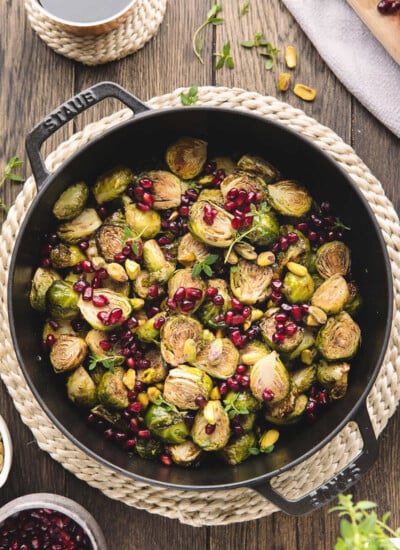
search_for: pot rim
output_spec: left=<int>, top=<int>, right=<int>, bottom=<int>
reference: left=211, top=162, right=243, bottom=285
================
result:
left=0, top=415, right=12, bottom=489
left=7, top=104, right=394, bottom=491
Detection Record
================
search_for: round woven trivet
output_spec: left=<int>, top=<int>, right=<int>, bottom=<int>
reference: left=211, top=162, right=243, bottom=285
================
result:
left=1, top=87, right=399, bottom=527
left=24, top=0, right=167, bottom=65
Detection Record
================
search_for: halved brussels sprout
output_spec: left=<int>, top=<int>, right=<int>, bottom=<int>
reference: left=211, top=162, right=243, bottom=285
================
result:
left=191, top=400, right=230, bottom=451
left=276, top=228, right=311, bottom=275
left=259, top=314, right=304, bottom=353
left=240, top=340, right=270, bottom=365
left=97, top=366, right=129, bottom=410
left=57, top=209, right=102, bottom=244
left=47, top=280, right=80, bottom=320
left=30, top=267, right=61, bottom=312
left=345, top=282, right=363, bottom=316
left=92, top=166, right=133, bottom=204
left=133, top=270, right=151, bottom=299
left=141, top=170, right=182, bottom=210
left=316, top=311, right=361, bottom=361
left=291, top=365, right=317, bottom=393
left=42, top=318, right=85, bottom=341
left=85, top=329, right=124, bottom=365
left=212, top=156, right=236, bottom=176
left=160, top=315, right=203, bottom=366
left=265, top=393, right=307, bottom=425
left=220, top=431, right=257, bottom=465
left=247, top=209, right=280, bottom=246
left=315, top=241, right=351, bottom=279
left=267, top=180, right=312, bottom=217
left=311, top=274, right=350, bottom=314
left=165, top=136, right=207, bottom=179
left=136, top=313, right=165, bottom=343
left=220, top=171, right=267, bottom=200
left=95, top=224, right=125, bottom=262
left=197, top=278, right=230, bottom=329
left=250, top=351, right=291, bottom=403
left=287, top=329, right=315, bottom=361
left=49, top=334, right=87, bottom=373
left=145, top=403, right=189, bottom=444
left=177, top=233, right=210, bottom=267
left=167, top=268, right=206, bottom=314
left=163, top=366, right=213, bottom=410
left=230, top=260, right=272, bottom=305
left=317, top=361, right=350, bottom=399
left=67, top=366, right=98, bottom=407
left=188, top=198, right=234, bottom=248
left=166, top=440, right=202, bottom=467
left=194, top=338, right=239, bottom=379
left=224, top=389, right=262, bottom=413
left=125, top=203, right=161, bottom=239
left=136, top=350, right=168, bottom=385
left=283, top=271, right=315, bottom=304
left=237, top=154, right=281, bottom=182
left=136, top=438, right=163, bottom=460
left=143, top=239, right=175, bottom=283
left=50, top=243, right=86, bottom=269
left=90, top=404, right=128, bottom=431
left=53, top=182, right=89, bottom=221
left=78, top=289, right=132, bottom=331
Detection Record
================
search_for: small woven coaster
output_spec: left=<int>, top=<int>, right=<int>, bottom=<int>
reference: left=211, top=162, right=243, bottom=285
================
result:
left=1, top=87, right=399, bottom=527
left=24, top=0, right=167, bottom=65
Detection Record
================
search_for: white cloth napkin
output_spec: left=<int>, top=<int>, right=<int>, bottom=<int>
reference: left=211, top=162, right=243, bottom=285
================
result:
left=282, top=0, right=400, bottom=139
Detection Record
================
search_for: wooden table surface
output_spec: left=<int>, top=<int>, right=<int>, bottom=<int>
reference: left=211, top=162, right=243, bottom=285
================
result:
left=0, top=1, right=399, bottom=548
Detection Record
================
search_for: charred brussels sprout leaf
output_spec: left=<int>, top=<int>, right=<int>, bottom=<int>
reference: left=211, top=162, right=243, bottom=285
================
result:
left=165, top=136, right=207, bottom=180
left=237, top=154, right=281, bottom=182
left=317, top=361, right=350, bottom=399
left=136, top=438, right=163, bottom=460
left=220, top=431, right=257, bottom=465
left=95, top=224, right=125, bottom=262
left=50, top=243, right=86, bottom=269
left=53, top=182, right=89, bottom=221
left=167, top=440, right=202, bottom=467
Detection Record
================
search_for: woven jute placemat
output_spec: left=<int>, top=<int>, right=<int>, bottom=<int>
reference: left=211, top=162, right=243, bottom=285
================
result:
left=24, top=0, right=167, bottom=65
left=1, top=87, right=399, bottom=527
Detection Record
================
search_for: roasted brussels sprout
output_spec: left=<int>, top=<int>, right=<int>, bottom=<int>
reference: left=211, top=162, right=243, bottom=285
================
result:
left=259, top=313, right=304, bottom=353
left=316, top=311, right=361, bottom=361
left=95, top=224, right=125, bottom=262
left=163, top=366, right=213, bottom=410
left=136, top=438, right=163, bottom=460
left=188, top=197, right=234, bottom=248
left=50, top=243, right=86, bottom=269
left=311, top=274, right=350, bottom=315
left=212, top=156, right=236, bottom=176
left=133, top=270, right=151, bottom=299
left=177, top=233, right=210, bottom=267
left=240, top=340, right=270, bottom=365
left=194, top=338, right=239, bottom=379
left=53, top=182, right=89, bottom=221
left=345, top=282, right=363, bottom=316
left=166, top=440, right=202, bottom=467
left=247, top=209, right=280, bottom=246
left=224, top=389, right=262, bottom=413
left=49, top=334, right=87, bottom=373
left=167, top=268, right=205, bottom=313
left=283, top=270, right=315, bottom=304
left=250, top=351, right=291, bottom=403
left=160, top=315, right=203, bottom=366
left=265, top=393, right=307, bottom=425
left=291, top=365, right=317, bottom=393
left=317, top=361, right=350, bottom=399
left=191, top=400, right=230, bottom=451
left=85, top=329, right=124, bottom=365
left=221, top=431, right=257, bottom=465
left=230, top=260, right=272, bottom=305
left=237, top=154, right=281, bottom=182
left=78, top=288, right=132, bottom=331
left=145, top=403, right=189, bottom=444
left=67, top=366, right=97, bottom=407
left=136, top=313, right=165, bottom=343
left=56, top=208, right=102, bottom=244
left=136, top=349, right=168, bottom=384
left=197, top=278, right=231, bottom=329
left=125, top=203, right=161, bottom=239
left=47, top=280, right=80, bottom=320
left=97, top=367, right=129, bottom=410
left=315, top=241, right=351, bottom=280
left=92, top=166, right=133, bottom=204
left=141, top=170, right=182, bottom=210
left=165, top=136, right=207, bottom=179
left=42, top=318, right=85, bottom=341
left=220, top=171, right=267, bottom=200
left=143, top=239, right=175, bottom=283
left=267, top=180, right=312, bottom=217
left=30, top=267, right=61, bottom=312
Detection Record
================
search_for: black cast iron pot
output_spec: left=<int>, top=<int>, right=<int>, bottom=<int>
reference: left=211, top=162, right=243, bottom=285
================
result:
left=8, top=82, right=393, bottom=515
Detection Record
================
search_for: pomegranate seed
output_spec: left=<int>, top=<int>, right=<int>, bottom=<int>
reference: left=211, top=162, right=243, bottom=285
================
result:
left=271, top=291, right=283, bottom=304
left=142, top=192, right=154, bottom=207
left=230, top=330, right=243, bottom=347
left=167, top=298, right=177, bottom=310
left=205, top=424, right=216, bottom=435
left=137, top=358, right=151, bottom=369
left=160, top=454, right=172, bottom=466
left=72, top=279, right=88, bottom=293
left=231, top=298, right=243, bottom=311
left=135, top=187, right=145, bottom=197
left=296, top=222, right=309, bottom=232
left=317, top=390, right=329, bottom=407
left=275, top=322, right=285, bottom=333
left=275, top=312, right=288, bottom=323
left=158, top=236, right=171, bottom=246
left=280, top=302, right=292, bottom=313
left=138, top=429, right=151, bottom=439
left=291, top=305, right=303, bottom=322
left=80, top=259, right=94, bottom=273
left=219, top=381, right=228, bottom=395
left=308, top=230, right=318, bottom=241
left=92, top=293, right=109, bottom=307
left=306, top=399, right=317, bottom=413
left=186, top=287, right=203, bottom=300
left=227, top=377, right=240, bottom=391
left=126, top=316, right=138, bottom=329
left=153, top=316, right=165, bottom=329
left=91, top=276, right=101, bottom=289
left=123, top=438, right=137, bottom=449
left=204, top=161, right=216, bottom=174
left=129, top=418, right=139, bottom=432
left=137, top=202, right=151, bottom=211
left=237, top=364, right=247, bottom=374
left=212, top=294, right=224, bottom=306
left=195, top=396, right=208, bottom=408
left=46, top=334, right=56, bottom=347
left=148, top=284, right=159, bottom=298
left=231, top=217, right=242, bottom=230
left=272, top=332, right=285, bottom=343
left=240, top=375, right=250, bottom=387
left=128, top=401, right=143, bottom=413
left=242, top=306, right=251, bottom=318
left=271, top=242, right=280, bottom=254
left=126, top=357, right=136, bottom=368
left=262, top=388, right=275, bottom=402
left=287, top=232, right=299, bottom=244
left=271, top=279, right=283, bottom=291
left=279, top=236, right=288, bottom=251
left=99, top=339, right=111, bottom=351
left=225, top=311, right=234, bottom=324
left=206, top=286, right=218, bottom=298
left=135, top=380, right=146, bottom=392
left=214, top=314, right=225, bottom=323
left=179, top=206, right=190, bottom=217
left=114, top=252, right=127, bottom=263
left=82, top=286, right=93, bottom=301
left=247, top=191, right=257, bottom=203
left=41, top=257, right=51, bottom=267
left=174, top=287, right=186, bottom=301
left=181, top=300, right=195, bottom=312
left=285, top=322, right=298, bottom=336
left=140, top=177, right=154, bottom=189
left=224, top=200, right=236, bottom=211
left=231, top=314, right=245, bottom=326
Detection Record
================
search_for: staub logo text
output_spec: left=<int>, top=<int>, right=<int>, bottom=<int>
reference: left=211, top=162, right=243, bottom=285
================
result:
left=43, top=90, right=96, bottom=132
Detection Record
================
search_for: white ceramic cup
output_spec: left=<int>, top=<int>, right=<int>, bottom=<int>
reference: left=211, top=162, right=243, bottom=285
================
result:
left=0, top=415, right=13, bottom=489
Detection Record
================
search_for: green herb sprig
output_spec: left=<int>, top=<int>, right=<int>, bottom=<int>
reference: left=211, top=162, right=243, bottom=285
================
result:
left=0, top=156, right=24, bottom=213
left=88, top=353, right=124, bottom=374
left=223, top=392, right=249, bottom=419
left=122, top=224, right=149, bottom=256
left=214, top=40, right=235, bottom=70
left=241, top=33, right=281, bottom=70
left=180, top=85, right=200, bottom=106
left=248, top=445, right=275, bottom=456
left=192, top=253, right=219, bottom=277
left=192, top=1, right=224, bottom=64
left=330, top=494, right=400, bottom=550
left=224, top=202, right=269, bottom=263
left=239, top=0, right=250, bottom=16
left=154, top=394, right=180, bottom=414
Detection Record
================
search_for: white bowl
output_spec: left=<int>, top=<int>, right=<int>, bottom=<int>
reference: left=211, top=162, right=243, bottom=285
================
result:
left=0, top=415, right=13, bottom=489
left=0, top=493, right=107, bottom=549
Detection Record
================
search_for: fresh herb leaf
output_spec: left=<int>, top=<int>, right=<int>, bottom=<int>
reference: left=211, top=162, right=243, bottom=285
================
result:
left=240, top=32, right=269, bottom=49
left=88, top=353, right=124, bottom=374
left=0, top=156, right=24, bottom=213
left=223, top=392, right=249, bottom=418
left=248, top=444, right=275, bottom=456
left=192, top=1, right=224, bottom=64
left=259, top=42, right=281, bottom=70
left=214, top=41, right=235, bottom=70
left=239, top=0, right=250, bottom=16
left=180, top=85, right=200, bottom=106
left=122, top=224, right=148, bottom=255
left=192, top=253, right=219, bottom=278
left=154, top=394, right=179, bottom=414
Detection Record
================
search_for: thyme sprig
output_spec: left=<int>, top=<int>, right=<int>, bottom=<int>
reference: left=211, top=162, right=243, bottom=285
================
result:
left=154, top=394, right=180, bottom=414
left=88, top=353, right=124, bottom=374
left=239, top=0, right=250, bottom=16
left=0, top=156, right=24, bottom=213
left=192, top=253, right=219, bottom=277
left=180, top=85, right=200, bottom=106
left=224, top=202, right=269, bottom=263
left=214, top=41, right=235, bottom=70
left=192, top=1, right=224, bottom=64
left=241, top=33, right=281, bottom=70
left=223, top=392, right=249, bottom=419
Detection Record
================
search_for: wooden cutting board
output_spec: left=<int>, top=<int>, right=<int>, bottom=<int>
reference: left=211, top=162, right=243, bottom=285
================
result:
left=346, top=0, right=400, bottom=64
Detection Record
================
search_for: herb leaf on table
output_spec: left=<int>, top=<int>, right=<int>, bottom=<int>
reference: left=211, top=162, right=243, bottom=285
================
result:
left=0, top=156, right=24, bottom=213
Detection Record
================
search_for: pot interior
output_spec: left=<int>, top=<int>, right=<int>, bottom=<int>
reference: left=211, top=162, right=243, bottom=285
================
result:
left=9, top=107, right=392, bottom=490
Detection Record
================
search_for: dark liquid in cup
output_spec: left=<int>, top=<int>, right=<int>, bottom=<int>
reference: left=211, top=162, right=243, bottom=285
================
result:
left=39, top=0, right=132, bottom=23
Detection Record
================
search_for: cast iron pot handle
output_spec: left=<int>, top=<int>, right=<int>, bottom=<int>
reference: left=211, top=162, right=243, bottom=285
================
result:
left=25, top=81, right=150, bottom=189
left=253, top=402, right=378, bottom=515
